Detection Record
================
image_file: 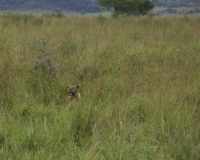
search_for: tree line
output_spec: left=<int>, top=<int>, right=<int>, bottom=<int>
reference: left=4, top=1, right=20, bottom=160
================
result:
left=98, top=0, right=154, bottom=15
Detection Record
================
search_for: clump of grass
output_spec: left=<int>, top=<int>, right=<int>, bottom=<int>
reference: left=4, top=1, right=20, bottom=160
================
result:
left=34, top=39, right=58, bottom=77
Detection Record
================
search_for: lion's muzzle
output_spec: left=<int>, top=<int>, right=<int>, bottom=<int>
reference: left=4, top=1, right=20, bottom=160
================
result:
left=68, top=90, right=75, bottom=96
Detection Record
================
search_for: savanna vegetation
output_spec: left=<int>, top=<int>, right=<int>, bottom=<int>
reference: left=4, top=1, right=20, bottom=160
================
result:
left=0, top=13, right=200, bottom=159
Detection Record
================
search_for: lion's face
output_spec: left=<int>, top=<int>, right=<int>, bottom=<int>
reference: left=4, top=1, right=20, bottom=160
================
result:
left=66, top=85, right=79, bottom=97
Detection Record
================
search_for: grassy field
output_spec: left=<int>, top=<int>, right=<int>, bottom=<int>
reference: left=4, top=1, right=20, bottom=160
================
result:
left=0, top=14, right=200, bottom=159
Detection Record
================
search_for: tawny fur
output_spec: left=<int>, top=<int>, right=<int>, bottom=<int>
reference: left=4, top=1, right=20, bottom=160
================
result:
left=66, top=85, right=81, bottom=109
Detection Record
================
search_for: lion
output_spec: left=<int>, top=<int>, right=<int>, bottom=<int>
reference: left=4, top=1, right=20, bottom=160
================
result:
left=66, top=85, right=81, bottom=109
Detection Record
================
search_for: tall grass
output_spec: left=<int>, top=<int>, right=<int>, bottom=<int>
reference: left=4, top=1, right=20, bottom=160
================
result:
left=0, top=14, right=200, bottom=159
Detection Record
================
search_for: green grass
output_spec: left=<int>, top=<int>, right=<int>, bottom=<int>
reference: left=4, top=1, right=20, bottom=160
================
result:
left=0, top=14, right=200, bottom=159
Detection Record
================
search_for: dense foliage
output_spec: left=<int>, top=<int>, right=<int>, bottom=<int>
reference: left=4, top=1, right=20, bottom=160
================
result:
left=98, top=0, right=154, bottom=15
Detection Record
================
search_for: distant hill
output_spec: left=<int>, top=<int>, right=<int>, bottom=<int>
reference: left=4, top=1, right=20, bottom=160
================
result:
left=0, top=0, right=199, bottom=14
left=0, top=0, right=101, bottom=14
left=152, top=0, right=200, bottom=7
left=152, top=0, right=200, bottom=16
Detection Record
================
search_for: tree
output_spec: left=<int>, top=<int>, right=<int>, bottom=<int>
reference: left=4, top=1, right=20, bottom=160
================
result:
left=98, top=0, right=155, bottom=15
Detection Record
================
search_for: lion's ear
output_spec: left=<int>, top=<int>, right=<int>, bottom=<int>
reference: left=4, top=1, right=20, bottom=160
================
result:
left=66, top=85, right=69, bottom=89
left=77, top=85, right=80, bottom=89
